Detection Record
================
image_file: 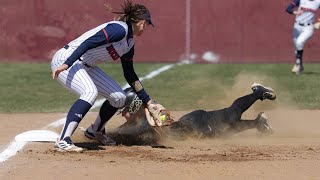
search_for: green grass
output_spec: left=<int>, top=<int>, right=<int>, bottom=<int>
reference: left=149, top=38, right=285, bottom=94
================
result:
left=1, top=62, right=320, bottom=113
left=0, top=62, right=163, bottom=113
left=135, top=63, right=320, bottom=110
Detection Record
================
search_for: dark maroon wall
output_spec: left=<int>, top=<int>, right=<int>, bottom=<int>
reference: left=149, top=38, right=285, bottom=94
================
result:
left=1, top=0, right=320, bottom=63
left=191, top=0, right=320, bottom=63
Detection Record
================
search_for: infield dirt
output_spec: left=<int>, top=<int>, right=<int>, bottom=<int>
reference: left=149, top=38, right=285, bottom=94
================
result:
left=1, top=109, right=320, bottom=179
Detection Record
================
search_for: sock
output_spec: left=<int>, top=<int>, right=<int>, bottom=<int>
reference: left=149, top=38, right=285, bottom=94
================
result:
left=296, top=50, right=303, bottom=65
left=92, top=100, right=118, bottom=132
left=60, top=99, right=92, bottom=140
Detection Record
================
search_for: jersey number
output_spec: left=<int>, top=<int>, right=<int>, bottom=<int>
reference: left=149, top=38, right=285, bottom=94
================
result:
left=106, top=45, right=120, bottom=60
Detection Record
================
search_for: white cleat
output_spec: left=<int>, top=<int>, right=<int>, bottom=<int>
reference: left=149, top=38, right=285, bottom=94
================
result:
left=292, top=64, right=304, bottom=75
left=55, top=137, right=83, bottom=152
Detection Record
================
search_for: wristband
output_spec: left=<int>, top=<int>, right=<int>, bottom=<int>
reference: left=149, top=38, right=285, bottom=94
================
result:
left=136, top=89, right=151, bottom=105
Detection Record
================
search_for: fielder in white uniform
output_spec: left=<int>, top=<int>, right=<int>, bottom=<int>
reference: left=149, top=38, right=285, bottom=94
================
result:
left=286, top=0, right=320, bottom=75
left=51, top=1, right=157, bottom=152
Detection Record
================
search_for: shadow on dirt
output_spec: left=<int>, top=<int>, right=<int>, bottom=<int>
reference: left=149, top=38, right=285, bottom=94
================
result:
left=302, top=71, right=320, bottom=75
left=76, top=132, right=173, bottom=151
left=75, top=142, right=106, bottom=151
left=108, top=132, right=159, bottom=146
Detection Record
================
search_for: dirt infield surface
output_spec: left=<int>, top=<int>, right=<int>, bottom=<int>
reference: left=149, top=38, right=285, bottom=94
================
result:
left=1, top=109, right=320, bottom=180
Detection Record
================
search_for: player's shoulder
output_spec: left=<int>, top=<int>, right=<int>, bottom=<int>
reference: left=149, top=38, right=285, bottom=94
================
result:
left=107, top=21, right=129, bottom=31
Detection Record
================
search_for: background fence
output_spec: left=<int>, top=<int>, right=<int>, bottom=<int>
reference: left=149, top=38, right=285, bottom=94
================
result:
left=1, top=0, right=320, bottom=63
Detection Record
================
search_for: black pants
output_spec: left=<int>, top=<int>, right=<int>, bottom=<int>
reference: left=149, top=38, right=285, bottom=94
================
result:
left=170, top=91, right=261, bottom=137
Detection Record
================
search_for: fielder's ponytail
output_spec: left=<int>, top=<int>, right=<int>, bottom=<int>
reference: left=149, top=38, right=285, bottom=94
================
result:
left=113, top=0, right=150, bottom=24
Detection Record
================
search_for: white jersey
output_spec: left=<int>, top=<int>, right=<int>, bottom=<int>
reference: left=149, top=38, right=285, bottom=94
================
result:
left=65, top=21, right=134, bottom=67
left=295, top=0, right=320, bottom=24
left=50, top=20, right=136, bottom=106
left=51, top=4, right=155, bottom=144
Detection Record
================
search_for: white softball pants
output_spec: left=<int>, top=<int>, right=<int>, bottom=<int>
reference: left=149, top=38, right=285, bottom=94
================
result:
left=293, top=22, right=314, bottom=51
left=51, top=48, right=126, bottom=108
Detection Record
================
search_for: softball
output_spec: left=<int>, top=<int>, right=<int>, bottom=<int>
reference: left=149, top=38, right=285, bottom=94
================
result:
left=160, top=114, right=166, bottom=122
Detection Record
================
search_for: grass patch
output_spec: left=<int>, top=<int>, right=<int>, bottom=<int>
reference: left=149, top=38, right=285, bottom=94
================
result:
left=0, top=62, right=163, bottom=113
left=1, top=62, right=320, bottom=113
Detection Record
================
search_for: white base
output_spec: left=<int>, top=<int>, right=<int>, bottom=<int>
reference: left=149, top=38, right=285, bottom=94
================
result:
left=15, top=130, right=59, bottom=142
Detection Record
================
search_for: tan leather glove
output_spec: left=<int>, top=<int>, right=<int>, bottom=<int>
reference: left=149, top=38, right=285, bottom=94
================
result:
left=146, top=100, right=173, bottom=126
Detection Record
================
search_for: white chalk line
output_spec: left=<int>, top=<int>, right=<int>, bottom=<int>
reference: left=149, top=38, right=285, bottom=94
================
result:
left=0, top=142, right=27, bottom=163
left=0, top=63, right=182, bottom=163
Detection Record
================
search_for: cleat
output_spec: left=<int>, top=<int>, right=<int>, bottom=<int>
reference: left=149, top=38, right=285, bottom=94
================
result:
left=256, top=112, right=273, bottom=134
left=84, top=125, right=116, bottom=146
left=292, top=64, right=304, bottom=75
left=251, top=82, right=276, bottom=101
left=55, top=137, right=83, bottom=152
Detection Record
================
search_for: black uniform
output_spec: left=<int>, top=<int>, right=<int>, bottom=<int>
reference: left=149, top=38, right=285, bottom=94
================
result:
left=113, top=88, right=272, bottom=145
left=168, top=91, right=262, bottom=139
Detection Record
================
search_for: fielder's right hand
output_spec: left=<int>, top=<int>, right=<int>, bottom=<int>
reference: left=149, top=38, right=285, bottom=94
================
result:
left=52, top=64, right=68, bottom=79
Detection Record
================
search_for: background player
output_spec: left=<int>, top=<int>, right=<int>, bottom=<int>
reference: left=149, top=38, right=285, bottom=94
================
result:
left=51, top=1, right=165, bottom=152
left=286, top=0, right=320, bottom=75
left=115, top=83, right=275, bottom=144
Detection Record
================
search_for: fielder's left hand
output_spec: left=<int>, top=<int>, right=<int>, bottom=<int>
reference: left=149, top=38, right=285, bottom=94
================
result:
left=146, top=100, right=173, bottom=126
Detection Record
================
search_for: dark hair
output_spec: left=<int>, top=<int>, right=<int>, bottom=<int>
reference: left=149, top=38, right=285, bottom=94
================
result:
left=113, top=0, right=151, bottom=24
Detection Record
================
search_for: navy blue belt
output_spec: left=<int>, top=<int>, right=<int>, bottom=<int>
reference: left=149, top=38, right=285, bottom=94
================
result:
left=80, top=61, right=92, bottom=68
left=78, top=58, right=92, bottom=68
left=298, top=22, right=311, bottom=26
left=63, top=45, right=91, bottom=68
